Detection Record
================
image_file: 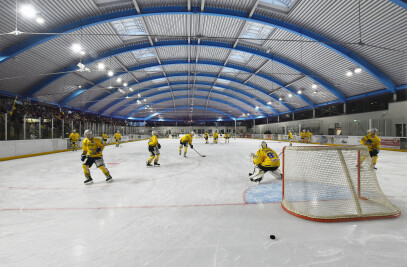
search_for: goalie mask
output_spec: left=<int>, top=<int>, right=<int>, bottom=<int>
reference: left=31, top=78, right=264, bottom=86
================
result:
left=261, top=141, right=267, bottom=149
left=84, top=129, right=92, bottom=136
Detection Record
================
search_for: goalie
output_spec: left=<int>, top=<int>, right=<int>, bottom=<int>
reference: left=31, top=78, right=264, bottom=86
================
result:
left=249, top=141, right=282, bottom=183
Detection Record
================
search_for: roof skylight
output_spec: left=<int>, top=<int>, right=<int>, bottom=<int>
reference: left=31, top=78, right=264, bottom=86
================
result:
left=111, top=18, right=146, bottom=42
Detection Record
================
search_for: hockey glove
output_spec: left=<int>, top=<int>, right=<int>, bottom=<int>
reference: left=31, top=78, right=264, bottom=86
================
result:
left=157, top=143, right=161, bottom=149
left=81, top=155, right=86, bottom=162
left=190, top=144, right=193, bottom=149
left=96, top=147, right=102, bottom=153
left=365, top=139, right=372, bottom=145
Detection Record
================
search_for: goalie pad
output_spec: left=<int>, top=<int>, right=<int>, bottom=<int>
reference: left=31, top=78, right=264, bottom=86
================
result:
left=249, top=166, right=264, bottom=181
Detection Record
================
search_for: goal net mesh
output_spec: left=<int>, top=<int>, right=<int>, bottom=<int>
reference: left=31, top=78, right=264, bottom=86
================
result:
left=282, top=146, right=400, bottom=222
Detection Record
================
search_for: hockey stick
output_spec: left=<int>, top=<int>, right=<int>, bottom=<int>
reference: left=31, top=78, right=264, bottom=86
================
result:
left=193, top=148, right=206, bottom=157
left=354, top=120, right=367, bottom=135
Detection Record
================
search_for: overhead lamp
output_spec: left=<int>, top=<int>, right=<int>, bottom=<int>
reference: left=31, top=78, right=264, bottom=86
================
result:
left=129, top=87, right=133, bottom=92
left=267, top=101, right=271, bottom=105
left=354, top=67, right=362, bottom=74
left=138, top=93, right=141, bottom=97
left=297, top=90, right=302, bottom=94
left=35, top=17, right=45, bottom=24
left=311, top=84, right=317, bottom=89
left=20, top=4, right=36, bottom=19
left=278, top=97, right=283, bottom=101
left=123, top=82, right=128, bottom=87
left=247, top=113, right=250, bottom=116
left=71, top=43, right=83, bottom=53
left=125, top=95, right=129, bottom=99
left=116, top=77, right=122, bottom=83
left=118, top=88, right=125, bottom=94
left=346, top=70, right=353, bottom=77
left=78, top=85, right=82, bottom=89
left=313, top=90, right=318, bottom=94
left=288, top=93, right=293, bottom=97
left=255, top=106, right=259, bottom=110
left=107, top=70, right=114, bottom=77
left=80, top=50, right=86, bottom=55
left=108, top=85, right=113, bottom=89
left=143, top=99, right=147, bottom=102
left=97, top=63, right=105, bottom=70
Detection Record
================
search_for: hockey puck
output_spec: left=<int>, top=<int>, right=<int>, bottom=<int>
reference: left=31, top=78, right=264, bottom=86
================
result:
left=269, top=235, right=275, bottom=240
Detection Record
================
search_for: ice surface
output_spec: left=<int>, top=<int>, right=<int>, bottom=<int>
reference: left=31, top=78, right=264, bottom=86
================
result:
left=1, top=138, right=406, bottom=266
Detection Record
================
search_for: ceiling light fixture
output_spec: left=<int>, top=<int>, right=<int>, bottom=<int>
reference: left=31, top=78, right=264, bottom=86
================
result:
left=354, top=67, right=362, bottom=74
left=346, top=70, right=353, bottom=77
left=97, top=63, right=105, bottom=70
left=116, top=77, right=122, bottom=83
left=288, top=93, right=293, bottom=97
left=20, top=4, right=36, bottom=19
left=297, top=90, right=302, bottom=94
left=312, top=84, right=317, bottom=89
left=107, top=71, right=114, bottom=77
left=35, top=17, right=44, bottom=24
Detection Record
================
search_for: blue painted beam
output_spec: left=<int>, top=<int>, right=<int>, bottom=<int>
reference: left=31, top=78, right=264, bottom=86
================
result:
left=388, top=0, right=407, bottom=10
left=65, top=59, right=293, bottom=112
left=123, top=89, right=267, bottom=117
left=85, top=72, right=290, bottom=113
left=106, top=81, right=278, bottom=115
left=0, top=6, right=392, bottom=95
left=144, top=105, right=235, bottom=120
left=126, top=95, right=248, bottom=118
left=29, top=41, right=335, bottom=108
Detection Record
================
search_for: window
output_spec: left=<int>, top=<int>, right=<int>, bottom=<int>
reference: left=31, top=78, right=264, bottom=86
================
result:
left=111, top=18, right=146, bottom=42
left=229, top=51, right=253, bottom=64
left=221, top=67, right=239, bottom=74
left=144, top=66, right=162, bottom=74
left=132, top=48, right=156, bottom=61
left=241, top=22, right=275, bottom=45
left=151, top=78, right=166, bottom=84
left=259, top=0, right=299, bottom=14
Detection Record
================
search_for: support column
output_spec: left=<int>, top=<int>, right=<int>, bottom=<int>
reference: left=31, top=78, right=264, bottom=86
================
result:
left=277, top=115, right=279, bottom=123
left=51, top=118, right=53, bottom=139
left=393, top=93, right=397, bottom=102
left=313, top=108, right=316, bottom=118
left=253, top=119, right=255, bottom=134
left=62, top=120, right=64, bottom=138
left=5, top=113, right=7, bottom=141
left=24, top=115, right=26, bottom=140
left=343, top=103, right=346, bottom=115
left=292, top=112, right=295, bottom=121
left=369, top=119, right=372, bottom=130
left=39, top=117, right=41, bottom=139
left=234, top=119, right=236, bottom=133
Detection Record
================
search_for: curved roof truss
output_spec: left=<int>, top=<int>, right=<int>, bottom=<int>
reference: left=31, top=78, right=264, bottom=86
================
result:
left=0, top=6, right=396, bottom=94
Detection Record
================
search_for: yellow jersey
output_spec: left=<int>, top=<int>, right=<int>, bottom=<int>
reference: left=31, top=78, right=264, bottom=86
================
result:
left=114, top=133, right=122, bottom=140
left=82, top=138, right=104, bottom=157
left=288, top=132, right=293, bottom=139
left=361, top=133, right=381, bottom=151
left=300, top=132, right=306, bottom=139
left=225, top=133, right=229, bottom=138
left=102, top=133, right=108, bottom=140
left=213, top=132, right=219, bottom=139
left=69, top=132, right=80, bottom=142
left=204, top=133, right=209, bottom=139
left=181, top=134, right=193, bottom=144
left=148, top=135, right=158, bottom=146
left=306, top=132, right=312, bottom=138
left=253, top=147, right=280, bottom=168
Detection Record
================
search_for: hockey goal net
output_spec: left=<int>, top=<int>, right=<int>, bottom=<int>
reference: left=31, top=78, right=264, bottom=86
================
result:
left=282, top=146, right=400, bottom=222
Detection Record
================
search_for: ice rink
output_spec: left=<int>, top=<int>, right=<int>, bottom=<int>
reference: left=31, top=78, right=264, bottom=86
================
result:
left=1, top=138, right=406, bottom=266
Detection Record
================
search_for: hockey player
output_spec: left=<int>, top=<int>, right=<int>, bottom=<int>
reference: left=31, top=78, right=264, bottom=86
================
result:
left=360, top=128, right=381, bottom=170
left=179, top=131, right=194, bottom=157
left=213, top=130, right=219, bottom=144
left=69, top=130, right=80, bottom=151
left=204, top=132, right=209, bottom=144
left=102, top=133, right=108, bottom=145
left=114, top=131, right=122, bottom=147
left=225, top=133, right=230, bottom=143
left=300, top=130, right=306, bottom=143
left=81, top=130, right=113, bottom=185
left=306, top=130, right=313, bottom=143
left=288, top=130, right=293, bottom=146
left=147, top=131, right=161, bottom=167
left=249, top=141, right=282, bottom=183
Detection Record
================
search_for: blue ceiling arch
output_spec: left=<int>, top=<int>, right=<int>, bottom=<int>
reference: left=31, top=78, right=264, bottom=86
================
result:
left=28, top=41, right=341, bottom=107
left=85, top=72, right=289, bottom=113
left=1, top=6, right=395, bottom=94
left=112, top=88, right=267, bottom=117
left=128, top=96, right=244, bottom=119
left=388, top=0, right=407, bottom=10
left=64, top=59, right=293, bottom=111
left=106, top=81, right=278, bottom=115
left=141, top=105, right=236, bottom=121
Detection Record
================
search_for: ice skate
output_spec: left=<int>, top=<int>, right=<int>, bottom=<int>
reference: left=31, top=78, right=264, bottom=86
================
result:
left=106, top=176, right=113, bottom=183
left=154, top=162, right=160, bottom=167
left=84, top=177, right=93, bottom=185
